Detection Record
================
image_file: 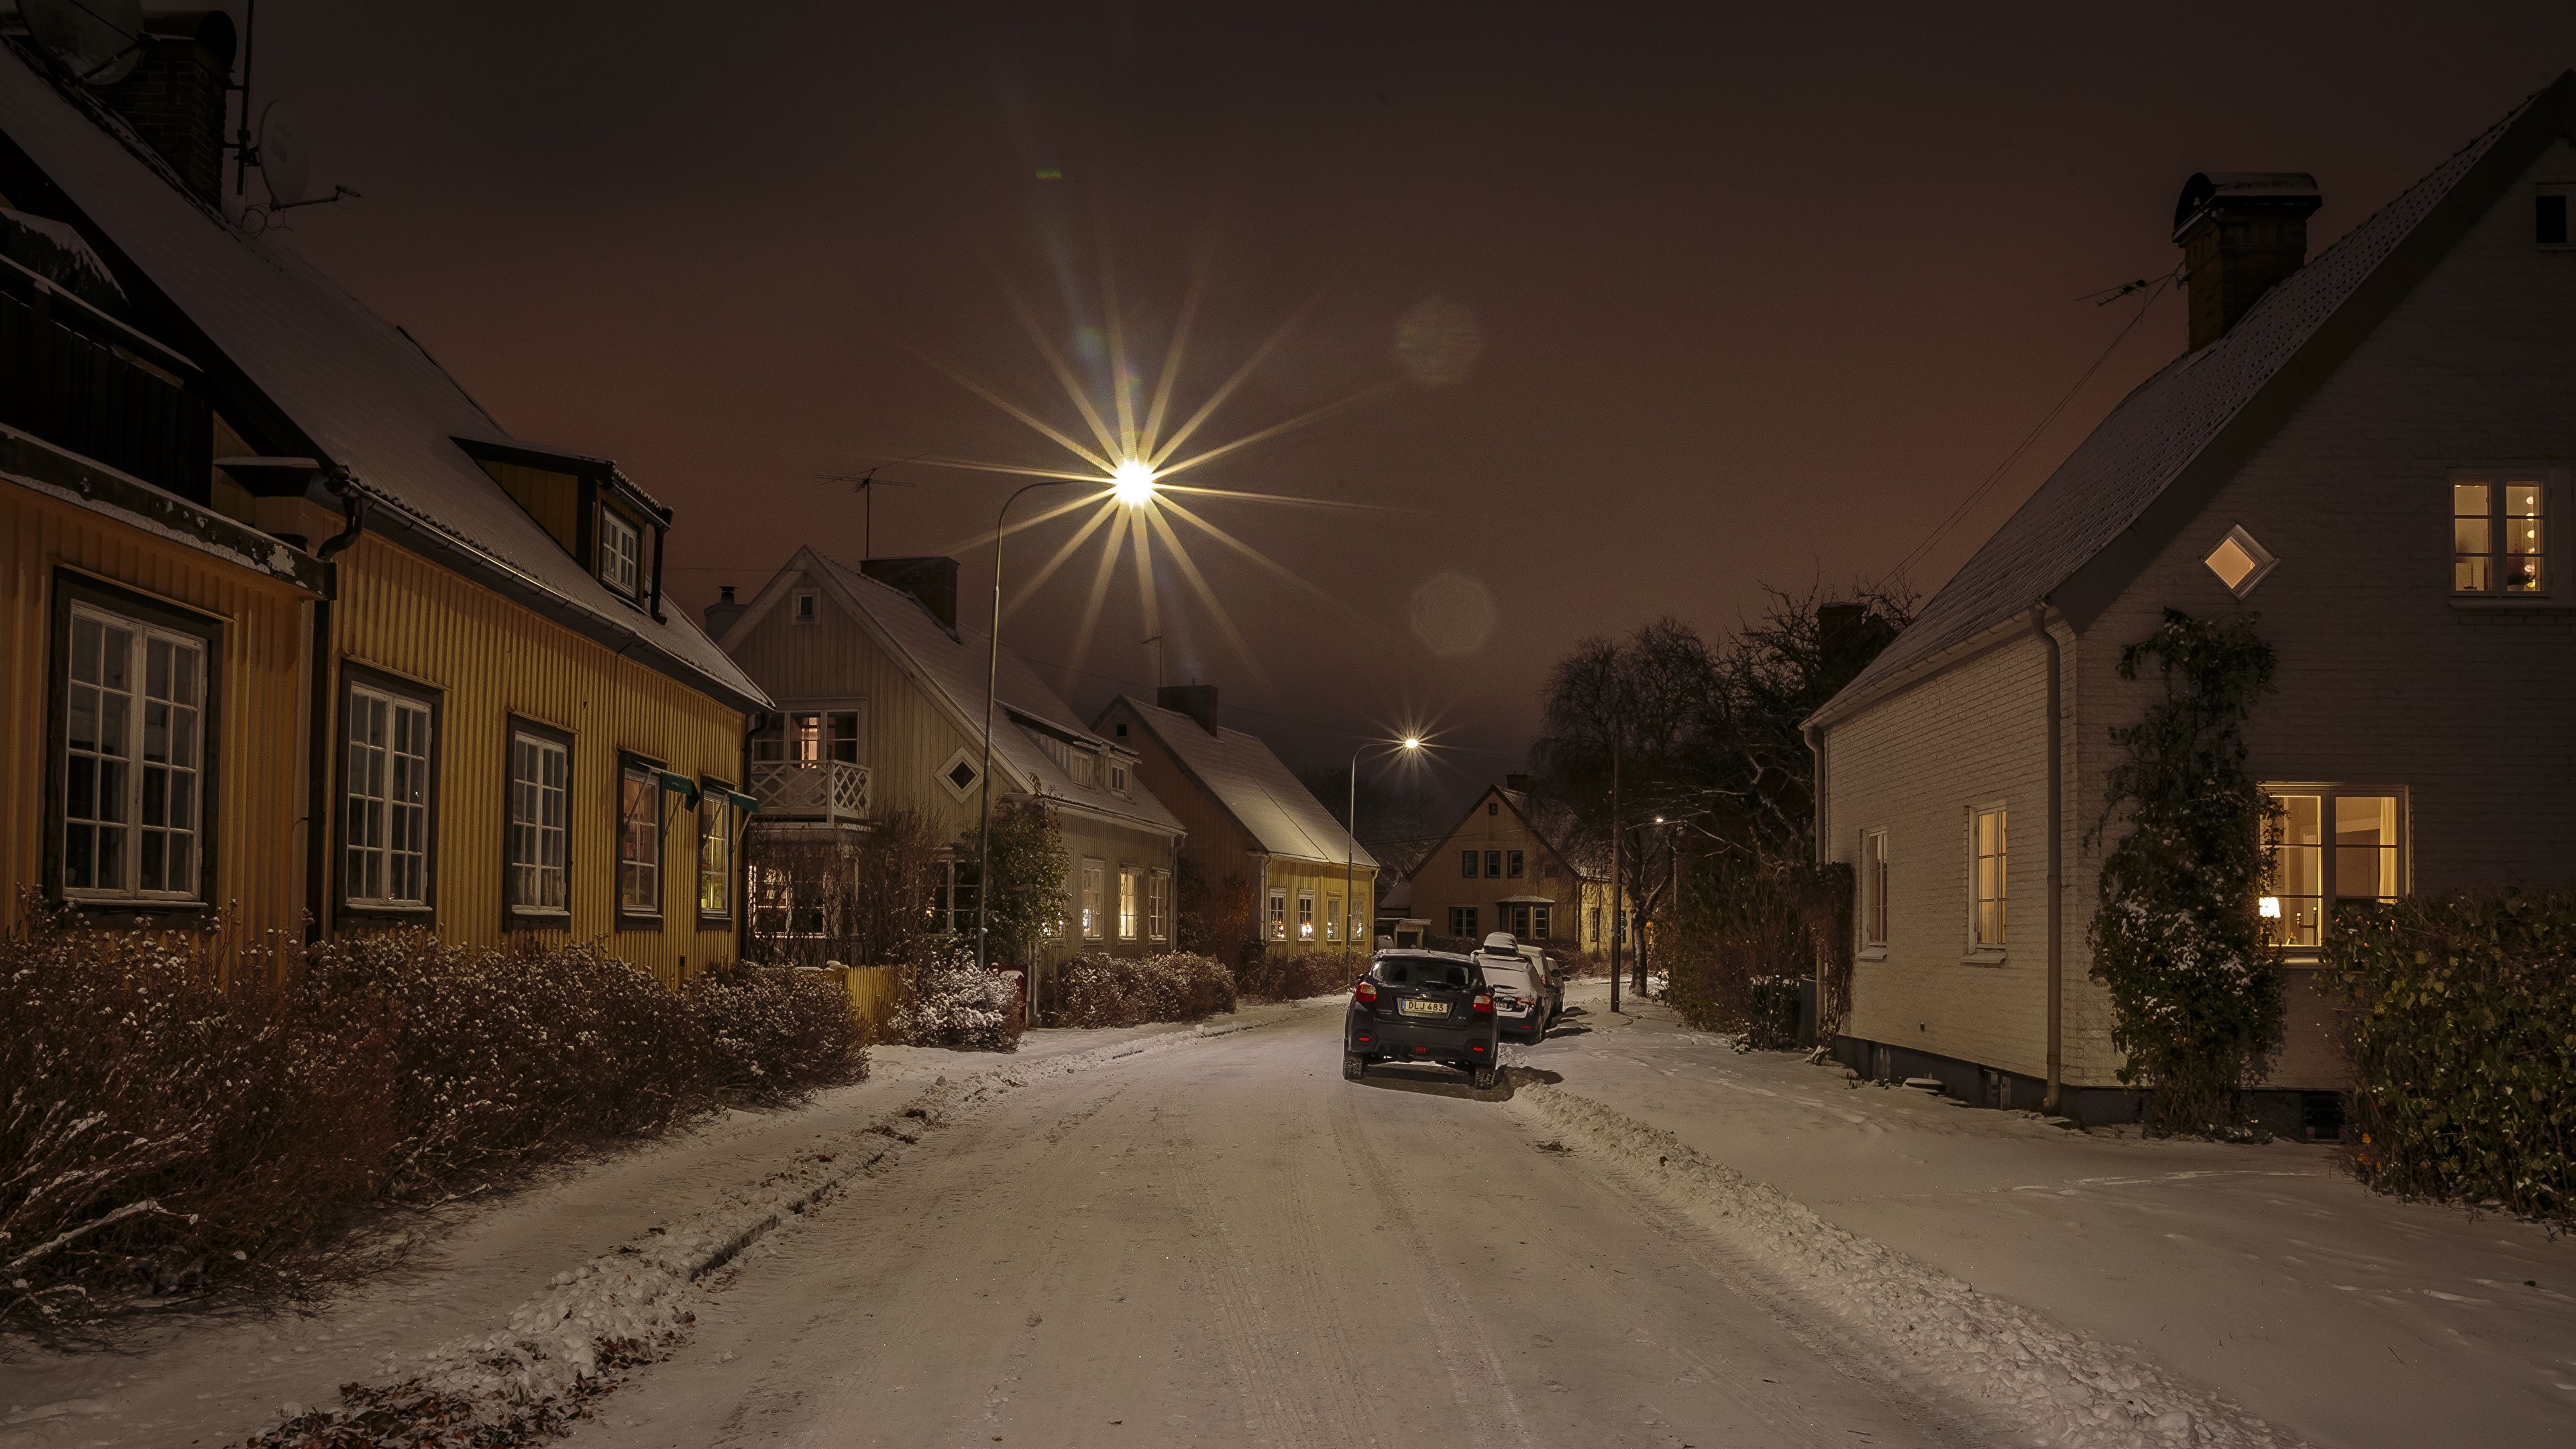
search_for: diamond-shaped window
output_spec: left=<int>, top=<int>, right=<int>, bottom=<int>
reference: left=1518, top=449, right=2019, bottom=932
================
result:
left=935, top=748, right=983, bottom=800
left=2203, top=525, right=2277, bottom=598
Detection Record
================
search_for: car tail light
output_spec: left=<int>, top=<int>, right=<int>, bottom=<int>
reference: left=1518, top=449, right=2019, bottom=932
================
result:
left=1352, top=979, right=1378, bottom=1005
left=1472, top=991, right=1494, bottom=1016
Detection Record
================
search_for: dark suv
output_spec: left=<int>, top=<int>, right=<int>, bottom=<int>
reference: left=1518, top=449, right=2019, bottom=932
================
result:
left=1343, top=951, right=1501, bottom=1089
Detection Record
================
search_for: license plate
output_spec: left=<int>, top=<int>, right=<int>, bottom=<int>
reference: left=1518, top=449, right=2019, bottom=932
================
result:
left=1399, top=998, right=1448, bottom=1017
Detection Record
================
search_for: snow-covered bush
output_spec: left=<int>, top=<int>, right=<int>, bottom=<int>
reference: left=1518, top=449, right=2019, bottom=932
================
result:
left=2322, top=889, right=2576, bottom=1226
left=1046, top=951, right=1235, bottom=1028
left=0, top=905, right=865, bottom=1329
left=1234, top=945, right=1367, bottom=1002
left=886, top=940, right=1022, bottom=1052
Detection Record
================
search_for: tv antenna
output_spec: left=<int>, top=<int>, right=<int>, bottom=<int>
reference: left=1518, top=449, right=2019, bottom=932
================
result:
left=223, top=3, right=356, bottom=221
left=818, top=454, right=925, bottom=559
left=18, top=0, right=146, bottom=86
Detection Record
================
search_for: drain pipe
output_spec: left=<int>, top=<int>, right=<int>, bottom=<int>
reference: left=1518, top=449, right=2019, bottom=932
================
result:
left=303, top=472, right=367, bottom=943
left=2030, top=605, right=2063, bottom=1114
left=1804, top=717, right=1828, bottom=1044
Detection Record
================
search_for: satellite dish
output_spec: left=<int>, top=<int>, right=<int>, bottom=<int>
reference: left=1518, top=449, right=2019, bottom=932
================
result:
left=19, top=0, right=145, bottom=87
left=256, top=101, right=311, bottom=208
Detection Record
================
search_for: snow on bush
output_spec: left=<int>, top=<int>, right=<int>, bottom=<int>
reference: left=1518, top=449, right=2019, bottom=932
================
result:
left=1234, top=945, right=1367, bottom=1002
left=1510, top=1079, right=2296, bottom=1449
left=885, top=940, right=1021, bottom=1052
left=1044, top=951, right=1235, bottom=1028
left=0, top=905, right=865, bottom=1330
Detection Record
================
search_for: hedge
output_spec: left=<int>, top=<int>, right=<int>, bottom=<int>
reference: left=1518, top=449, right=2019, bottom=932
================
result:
left=2319, top=890, right=2575, bottom=1225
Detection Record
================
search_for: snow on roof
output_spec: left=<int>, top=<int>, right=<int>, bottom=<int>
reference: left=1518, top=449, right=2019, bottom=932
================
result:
left=0, top=46, right=764, bottom=709
left=1110, top=695, right=1378, bottom=870
left=798, top=552, right=1185, bottom=837
left=1821, top=77, right=2563, bottom=722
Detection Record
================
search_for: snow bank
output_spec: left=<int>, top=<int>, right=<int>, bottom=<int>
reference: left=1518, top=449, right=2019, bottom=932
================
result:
left=1508, top=1079, right=2306, bottom=1449
left=235, top=1012, right=1296, bottom=1448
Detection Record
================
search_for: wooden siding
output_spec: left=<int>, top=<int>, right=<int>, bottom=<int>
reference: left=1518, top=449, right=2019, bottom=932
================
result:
left=1251, top=855, right=1377, bottom=954
left=1, top=478, right=312, bottom=941
left=1405, top=790, right=1599, bottom=947
left=327, top=533, right=745, bottom=985
left=476, top=460, right=583, bottom=559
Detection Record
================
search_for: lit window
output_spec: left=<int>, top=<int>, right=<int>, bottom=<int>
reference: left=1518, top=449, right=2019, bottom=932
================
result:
left=344, top=681, right=433, bottom=910
left=2263, top=787, right=2404, bottom=951
left=2455, top=479, right=2546, bottom=594
left=1297, top=889, right=1316, bottom=941
left=59, top=600, right=209, bottom=903
left=2202, top=525, right=2277, bottom=597
left=1449, top=905, right=1478, bottom=937
left=598, top=508, right=641, bottom=596
left=1081, top=858, right=1106, bottom=940
left=1861, top=828, right=1889, bottom=949
left=619, top=763, right=662, bottom=918
left=1147, top=871, right=1169, bottom=940
left=1326, top=895, right=1341, bottom=942
left=698, top=783, right=734, bottom=921
left=1118, top=865, right=1140, bottom=941
left=1971, top=806, right=2006, bottom=950
left=1268, top=887, right=1288, bottom=941
left=506, top=726, right=570, bottom=916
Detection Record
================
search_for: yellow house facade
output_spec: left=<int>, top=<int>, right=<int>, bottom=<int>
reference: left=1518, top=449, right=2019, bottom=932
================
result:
left=1, top=37, right=767, bottom=982
left=1405, top=782, right=1608, bottom=951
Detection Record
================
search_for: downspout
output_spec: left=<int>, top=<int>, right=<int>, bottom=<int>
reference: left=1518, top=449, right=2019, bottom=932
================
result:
left=1804, top=719, right=1827, bottom=1038
left=739, top=708, right=767, bottom=965
left=2031, top=605, right=2063, bottom=1114
left=303, top=472, right=367, bottom=944
left=647, top=514, right=669, bottom=623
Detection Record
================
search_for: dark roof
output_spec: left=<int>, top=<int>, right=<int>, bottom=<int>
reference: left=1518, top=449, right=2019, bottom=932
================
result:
left=0, top=44, right=765, bottom=710
left=1103, top=696, right=1377, bottom=869
left=1407, top=784, right=1607, bottom=883
left=1818, top=72, right=2576, bottom=722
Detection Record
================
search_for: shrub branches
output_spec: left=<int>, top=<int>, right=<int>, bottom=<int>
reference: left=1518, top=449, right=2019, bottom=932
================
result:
left=1046, top=953, right=1236, bottom=1028
left=2088, top=609, right=2284, bottom=1136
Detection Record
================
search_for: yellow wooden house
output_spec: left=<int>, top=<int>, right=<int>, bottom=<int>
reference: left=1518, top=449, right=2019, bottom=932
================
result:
left=1405, top=779, right=1608, bottom=952
left=0, top=31, right=767, bottom=981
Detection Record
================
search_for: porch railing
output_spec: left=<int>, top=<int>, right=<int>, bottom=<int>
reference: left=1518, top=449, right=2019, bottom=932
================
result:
left=748, top=758, right=871, bottom=824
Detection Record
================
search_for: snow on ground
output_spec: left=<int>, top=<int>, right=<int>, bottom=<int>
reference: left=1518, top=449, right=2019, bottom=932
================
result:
left=0, top=1000, right=1320, bottom=1449
left=1517, top=981, right=2576, bottom=1449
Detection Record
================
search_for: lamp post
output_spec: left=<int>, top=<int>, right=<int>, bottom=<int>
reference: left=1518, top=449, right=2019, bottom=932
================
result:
left=974, top=461, right=1159, bottom=996
left=1346, top=735, right=1423, bottom=971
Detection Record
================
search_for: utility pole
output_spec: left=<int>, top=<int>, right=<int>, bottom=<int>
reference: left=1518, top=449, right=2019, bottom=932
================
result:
left=1608, top=744, right=1622, bottom=1016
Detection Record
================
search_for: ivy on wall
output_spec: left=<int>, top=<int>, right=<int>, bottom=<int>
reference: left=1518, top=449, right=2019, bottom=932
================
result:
left=2088, top=608, right=2286, bottom=1136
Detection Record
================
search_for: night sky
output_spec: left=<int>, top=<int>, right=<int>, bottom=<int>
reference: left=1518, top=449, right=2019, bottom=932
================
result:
left=244, top=1, right=2576, bottom=794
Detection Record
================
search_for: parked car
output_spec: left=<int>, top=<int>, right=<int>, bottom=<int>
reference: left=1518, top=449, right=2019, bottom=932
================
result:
left=1344, top=951, right=1501, bottom=1089
left=1515, top=942, right=1564, bottom=1031
left=1473, top=933, right=1555, bottom=1042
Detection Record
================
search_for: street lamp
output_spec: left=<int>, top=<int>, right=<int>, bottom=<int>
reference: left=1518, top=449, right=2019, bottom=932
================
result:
left=974, top=463, right=1160, bottom=989
left=1346, top=735, right=1424, bottom=969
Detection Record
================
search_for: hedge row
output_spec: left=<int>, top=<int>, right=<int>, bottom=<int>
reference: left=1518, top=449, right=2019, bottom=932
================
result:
left=1046, top=951, right=1236, bottom=1028
left=2320, top=890, right=2575, bottom=1226
left=1, top=909, right=865, bottom=1330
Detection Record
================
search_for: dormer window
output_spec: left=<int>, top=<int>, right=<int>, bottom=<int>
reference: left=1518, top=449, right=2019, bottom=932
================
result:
left=598, top=508, right=641, bottom=597
left=1069, top=749, right=1097, bottom=788
left=1109, top=761, right=1129, bottom=794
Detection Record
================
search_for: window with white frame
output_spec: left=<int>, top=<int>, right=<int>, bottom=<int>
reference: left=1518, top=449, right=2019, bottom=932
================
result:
left=1506, top=850, right=1523, bottom=878
left=2453, top=478, right=2546, bottom=594
left=1297, top=888, right=1316, bottom=941
left=506, top=725, right=570, bottom=916
left=619, top=761, right=663, bottom=919
left=1268, top=887, right=1288, bottom=941
left=791, top=588, right=818, bottom=624
left=1532, top=905, right=1550, bottom=938
left=1108, top=760, right=1129, bottom=794
left=344, top=680, right=434, bottom=910
left=1146, top=870, right=1169, bottom=941
left=1080, top=857, right=1105, bottom=939
left=598, top=507, right=641, bottom=597
left=1070, top=749, right=1097, bottom=788
left=2262, top=787, right=2404, bottom=951
left=698, top=783, right=734, bottom=921
left=1326, top=895, right=1341, bottom=943
left=1485, top=850, right=1503, bottom=877
left=1448, top=905, right=1478, bottom=937
left=1860, top=828, right=1889, bottom=949
left=60, top=599, right=208, bottom=902
left=1970, top=806, right=2006, bottom=950
left=1118, top=865, right=1140, bottom=940
left=1460, top=850, right=1479, bottom=878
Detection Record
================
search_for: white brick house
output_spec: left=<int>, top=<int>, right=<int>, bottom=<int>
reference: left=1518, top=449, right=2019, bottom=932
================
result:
left=1806, top=74, right=2576, bottom=1128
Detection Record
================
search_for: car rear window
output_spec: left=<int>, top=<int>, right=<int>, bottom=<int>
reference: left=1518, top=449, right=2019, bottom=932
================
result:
left=1477, top=958, right=1532, bottom=988
left=1375, top=957, right=1475, bottom=989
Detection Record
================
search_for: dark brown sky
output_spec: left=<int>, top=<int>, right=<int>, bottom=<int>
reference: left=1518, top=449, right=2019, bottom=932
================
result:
left=246, top=1, right=2576, bottom=792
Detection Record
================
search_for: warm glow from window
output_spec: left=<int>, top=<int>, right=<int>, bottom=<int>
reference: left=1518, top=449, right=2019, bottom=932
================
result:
left=2203, top=525, right=2276, bottom=597
left=2259, top=895, right=2282, bottom=918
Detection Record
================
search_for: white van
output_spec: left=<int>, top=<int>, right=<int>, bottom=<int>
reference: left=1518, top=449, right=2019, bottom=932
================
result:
left=1474, top=932, right=1556, bottom=1043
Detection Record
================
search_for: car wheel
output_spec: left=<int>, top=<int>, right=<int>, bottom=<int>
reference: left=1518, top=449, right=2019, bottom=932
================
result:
left=1471, top=1063, right=1499, bottom=1091
left=1343, top=1053, right=1366, bottom=1081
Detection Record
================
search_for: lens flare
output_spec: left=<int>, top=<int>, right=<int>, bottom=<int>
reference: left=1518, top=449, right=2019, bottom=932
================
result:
left=1112, top=459, right=1159, bottom=506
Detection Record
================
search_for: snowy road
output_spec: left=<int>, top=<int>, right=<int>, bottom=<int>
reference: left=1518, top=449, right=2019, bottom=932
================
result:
left=572, top=1008, right=1972, bottom=1449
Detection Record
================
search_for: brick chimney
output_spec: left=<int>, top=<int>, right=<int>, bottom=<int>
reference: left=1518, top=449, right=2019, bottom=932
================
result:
left=2173, top=172, right=2320, bottom=352
left=1158, top=684, right=1220, bottom=735
left=97, top=12, right=239, bottom=207
left=1505, top=773, right=1532, bottom=794
left=702, top=584, right=745, bottom=640
left=861, top=555, right=959, bottom=633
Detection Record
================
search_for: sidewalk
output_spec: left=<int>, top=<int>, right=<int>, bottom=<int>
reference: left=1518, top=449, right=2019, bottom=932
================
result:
left=1516, top=981, right=2576, bottom=1449
left=1, top=999, right=1321, bottom=1449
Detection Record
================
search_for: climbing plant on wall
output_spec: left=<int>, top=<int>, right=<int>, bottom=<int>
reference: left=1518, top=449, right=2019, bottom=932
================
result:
left=2088, top=608, right=2286, bottom=1136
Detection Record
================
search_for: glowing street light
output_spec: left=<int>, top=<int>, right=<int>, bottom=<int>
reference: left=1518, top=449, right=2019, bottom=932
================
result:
left=1347, top=734, right=1426, bottom=969
left=1110, top=458, right=1159, bottom=506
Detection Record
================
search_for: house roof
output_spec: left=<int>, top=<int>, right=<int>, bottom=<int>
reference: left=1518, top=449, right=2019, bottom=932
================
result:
left=1406, top=784, right=1609, bottom=884
left=736, top=549, right=1184, bottom=837
left=1102, top=696, right=1377, bottom=870
left=0, top=45, right=765, bottom=711
left=1817, top=72, right=2576, bottom=724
